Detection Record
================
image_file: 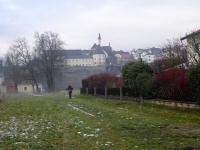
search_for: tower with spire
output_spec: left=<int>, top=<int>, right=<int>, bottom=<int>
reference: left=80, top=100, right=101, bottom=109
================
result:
left=98, top=33, right=101, bottom=46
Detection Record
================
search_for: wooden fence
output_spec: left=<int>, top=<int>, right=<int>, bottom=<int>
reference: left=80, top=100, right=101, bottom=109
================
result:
left=80, top=88, right=200, bottom=109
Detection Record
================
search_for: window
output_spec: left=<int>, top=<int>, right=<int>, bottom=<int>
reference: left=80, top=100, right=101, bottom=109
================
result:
left=24, top=86, right=27, bottom=91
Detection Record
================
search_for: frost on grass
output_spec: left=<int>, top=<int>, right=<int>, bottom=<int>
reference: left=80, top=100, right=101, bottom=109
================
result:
left=76, top=125, right=101, bottom=138
left=72, top=117, right=102, bottom=138
left=0, top=116, right=56, bottom=146
left=68, top=104, right=95, bottom=117
left=75, top=123, right=114, bottom=149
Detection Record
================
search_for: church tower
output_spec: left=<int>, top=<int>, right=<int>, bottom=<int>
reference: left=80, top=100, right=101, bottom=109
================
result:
left=98, top=33, right=101, bottom=46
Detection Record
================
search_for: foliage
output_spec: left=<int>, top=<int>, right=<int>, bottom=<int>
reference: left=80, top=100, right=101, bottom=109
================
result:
left=135, top=72, right=154, bottom=97
left=189, top=64, right=200, bottom=103
left=155, top=68, right=190, bottom=100
left=122, top=61, right=153, bottom=96
left=82, top=73, right=122, bottom=88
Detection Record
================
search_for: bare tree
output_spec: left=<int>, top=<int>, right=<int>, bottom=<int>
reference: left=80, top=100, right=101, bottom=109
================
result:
left=7, top=38, right=40, bottom=92
left=151, top=39, right=188, bottom=73
left=5, top=47, right=21, bottom=91
left=162, top=38, right=188, bottom=68
left=34, top=32, right=64, bottom=92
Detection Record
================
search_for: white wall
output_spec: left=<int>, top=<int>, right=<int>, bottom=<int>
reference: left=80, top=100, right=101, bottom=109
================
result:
left=65, top=58, right=94, bottom=66
left=93, top=54, right=106, bottom=66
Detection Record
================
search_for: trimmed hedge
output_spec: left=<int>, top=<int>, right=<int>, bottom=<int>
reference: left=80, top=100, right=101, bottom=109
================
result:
left=82, top=73, right=122, bottom=89
left=155, top=68, right=190, bottom=100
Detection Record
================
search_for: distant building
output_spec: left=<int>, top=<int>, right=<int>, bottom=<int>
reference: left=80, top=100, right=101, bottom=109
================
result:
left=17, top=81, right=44, bottom=94
left=92, top=50, right=106, bottom=66
left=5, top=82, right=17, bottom=93
left=63, top=33, right=113, bottom=67
left=181, top=29, right=200, bottom=65
left=61, top=33, right=134, bottom=68
left=63, top=50, right=94, bottom=67
left=114, top=50, right=133, bottom=65
left=132, top=47, right=162, bottom=63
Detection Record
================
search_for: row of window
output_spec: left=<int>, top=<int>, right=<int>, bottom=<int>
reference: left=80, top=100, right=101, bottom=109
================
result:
left=65, top=62, right=106, bottom=66
left=68, top=64, right=95, bottom=66
left=67, top=59, right=93, bottom=62
left=67, top=58, right=106, bottom=62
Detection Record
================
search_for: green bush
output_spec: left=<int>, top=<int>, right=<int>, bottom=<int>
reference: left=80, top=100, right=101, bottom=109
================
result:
left=122, top=61, right=153, bottom=97
left=189, top=64, right=200, bottom=103
left=136, top=73, right=154, bottom=97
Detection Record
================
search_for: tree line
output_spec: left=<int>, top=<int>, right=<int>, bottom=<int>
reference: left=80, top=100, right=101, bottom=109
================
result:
left=123, top=36, right=200, bottom=102
left=5, top=32, right=64, bottom=92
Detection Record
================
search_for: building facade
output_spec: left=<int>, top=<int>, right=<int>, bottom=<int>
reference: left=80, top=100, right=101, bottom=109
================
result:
left=17, top=81, right=43, bottom=94
left=132, top=47, right=162, bottom=63
left=63, top=34, right=112, bottom=67
left=181, top=29, right=200, bottom=65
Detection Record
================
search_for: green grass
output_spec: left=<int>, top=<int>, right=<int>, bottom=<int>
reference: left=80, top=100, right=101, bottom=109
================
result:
left=0, top=93, right=199, bottom=149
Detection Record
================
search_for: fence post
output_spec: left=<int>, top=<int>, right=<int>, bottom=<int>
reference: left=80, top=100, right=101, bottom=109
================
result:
left=105, top=88, right=107, bottom=99
left=120, top=87, right=123, bottom=100
left=94, top=88, right=96, bottom=96
left=86, top=88, right=89, bottom=95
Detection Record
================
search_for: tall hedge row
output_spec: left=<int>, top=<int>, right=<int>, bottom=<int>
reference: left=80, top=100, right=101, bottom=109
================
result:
left=82, top=61, right=200, bottom=103
left=155, top=68, right=190, bottom=100
left=82, top=73, right=122, bottom=89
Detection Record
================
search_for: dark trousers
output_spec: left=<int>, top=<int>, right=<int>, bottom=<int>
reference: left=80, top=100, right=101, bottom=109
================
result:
left=69, top=91, right=72, bottom=99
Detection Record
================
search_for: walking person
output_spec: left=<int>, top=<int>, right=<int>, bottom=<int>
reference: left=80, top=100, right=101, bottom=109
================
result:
left=67, top=84, right=73, bottom=99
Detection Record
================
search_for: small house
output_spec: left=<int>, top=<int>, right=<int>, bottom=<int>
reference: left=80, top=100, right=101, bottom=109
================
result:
left=17, top=81, right=43, bottom=94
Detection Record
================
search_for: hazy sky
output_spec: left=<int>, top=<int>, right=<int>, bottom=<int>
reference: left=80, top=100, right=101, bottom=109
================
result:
left=0, top=0, right=200, bottom=55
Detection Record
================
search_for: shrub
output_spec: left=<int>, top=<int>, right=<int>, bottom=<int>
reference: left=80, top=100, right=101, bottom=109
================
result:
left=189, top=64, right=200, bottom=103
left=155, top=68, right=189, bottom=100
left=82, top=73, right=122, bottom=89
left=122, top=61, right=153, bottom=97
left=122, top=61, right=153, bottom=89
left=136, top=73, right=154, bottom=98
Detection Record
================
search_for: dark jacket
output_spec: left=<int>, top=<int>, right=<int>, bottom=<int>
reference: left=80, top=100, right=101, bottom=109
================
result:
left=67, top=85, right=73, bottom=92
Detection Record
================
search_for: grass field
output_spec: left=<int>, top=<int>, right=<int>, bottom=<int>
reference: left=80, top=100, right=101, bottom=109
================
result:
left=0, top=93, right=200, bottom=150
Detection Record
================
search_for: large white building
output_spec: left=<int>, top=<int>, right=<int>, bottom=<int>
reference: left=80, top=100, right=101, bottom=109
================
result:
left=132, top=47, right=162, bottom=63
left=93, top=52, right=106, bottom=66
left=63, top=34, right=112, bottom=67
left=64, top=49, right=107, bottom=67
left=63, top=50, right=95, bottom=66
left=62, top=34, right=134, bottom=67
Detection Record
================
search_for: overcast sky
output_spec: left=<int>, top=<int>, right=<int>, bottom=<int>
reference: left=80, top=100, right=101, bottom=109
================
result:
left=0, top=0, right=199, bottom=55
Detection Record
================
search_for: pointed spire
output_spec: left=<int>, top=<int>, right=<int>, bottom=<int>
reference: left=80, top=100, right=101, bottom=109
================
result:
left=98, top=33, right=101, bottom=46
